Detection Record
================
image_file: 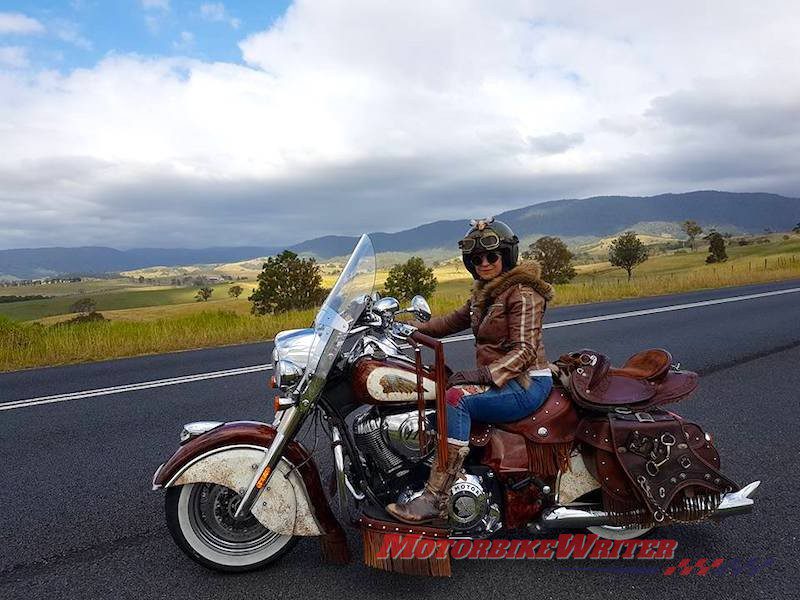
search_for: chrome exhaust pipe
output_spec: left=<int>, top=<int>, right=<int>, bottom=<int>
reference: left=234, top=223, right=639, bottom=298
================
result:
left=538, top=480, right=760, bottom=529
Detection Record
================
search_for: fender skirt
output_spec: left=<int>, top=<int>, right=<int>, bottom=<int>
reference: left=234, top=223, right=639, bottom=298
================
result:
left=153, top=420, right=349, bottom=564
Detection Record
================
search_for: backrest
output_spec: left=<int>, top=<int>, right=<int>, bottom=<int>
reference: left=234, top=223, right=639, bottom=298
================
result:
left=612, top=348, right=673, bottom=380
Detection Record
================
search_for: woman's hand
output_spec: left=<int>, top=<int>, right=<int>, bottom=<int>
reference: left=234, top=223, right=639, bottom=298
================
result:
left=447, top=366, right=493, bottom=387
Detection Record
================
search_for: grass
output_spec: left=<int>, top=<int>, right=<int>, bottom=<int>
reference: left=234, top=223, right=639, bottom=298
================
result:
left=0, top=309, right=315, bottom=372
left=2, top=235, right=799, bottom=372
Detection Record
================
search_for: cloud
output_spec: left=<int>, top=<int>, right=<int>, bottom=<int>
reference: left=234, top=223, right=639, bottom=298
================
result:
left=0, top=12, right=45, bottom=35
left=527, top=133, right=585, bottom=155
left=0, top=46, right=28, bottom=68
left=1, top=0, right=799, bottom=249
left=200, top=2, right=241, bottom=28
left=141, top=0, right=170, bottom=10
left=51, top=19, right=93, bottom=50
left=173, top=31, right=195, bottom=51
left=141, top=0, right=170, bottom=33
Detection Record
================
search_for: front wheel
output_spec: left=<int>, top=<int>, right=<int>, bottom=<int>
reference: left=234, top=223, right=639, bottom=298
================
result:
left=165, top=483, right=298, bottom=572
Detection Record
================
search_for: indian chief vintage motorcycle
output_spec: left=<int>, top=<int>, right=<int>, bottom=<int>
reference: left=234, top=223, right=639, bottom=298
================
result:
left=152, top=234, right=759, bottom=575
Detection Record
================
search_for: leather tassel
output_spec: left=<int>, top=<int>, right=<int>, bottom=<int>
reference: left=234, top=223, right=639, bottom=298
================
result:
left=361, top=526, right=451, bottom=577
left=319, top=531, right=350, bottom=565
left=526, top=442, right=573, bottom=477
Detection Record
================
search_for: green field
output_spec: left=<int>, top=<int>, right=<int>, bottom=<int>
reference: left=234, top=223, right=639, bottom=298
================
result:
left=2, top=234, right=799, bottom=371
left=0, top=282, right=251, bottom=321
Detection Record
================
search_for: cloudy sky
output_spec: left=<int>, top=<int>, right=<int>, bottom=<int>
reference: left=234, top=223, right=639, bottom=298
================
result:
left=1, top=1, right=798, bottom=249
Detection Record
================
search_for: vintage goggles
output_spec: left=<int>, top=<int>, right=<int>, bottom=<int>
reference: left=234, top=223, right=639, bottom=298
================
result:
left=459, top=231, right=501, bottom=254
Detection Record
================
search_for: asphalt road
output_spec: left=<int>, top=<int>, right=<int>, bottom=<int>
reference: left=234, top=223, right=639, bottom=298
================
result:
left=1, top=279, right=799, bottom=600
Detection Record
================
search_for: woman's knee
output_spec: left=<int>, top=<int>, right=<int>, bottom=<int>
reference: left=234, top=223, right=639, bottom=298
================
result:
left=446, top=386, right=465, bottom=408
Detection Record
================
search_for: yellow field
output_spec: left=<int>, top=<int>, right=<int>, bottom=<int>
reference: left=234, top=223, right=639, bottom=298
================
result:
left=2, top=234, right=799, bottom=371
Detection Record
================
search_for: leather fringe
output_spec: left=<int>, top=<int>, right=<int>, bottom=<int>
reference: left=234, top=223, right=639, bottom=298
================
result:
left=319, top=532, right=351, bottom=565
left=526, top=442, right=573, bottom=477
left=603, top=491, right=723, bottom=528
left=361, top=527, right=451, bottom=577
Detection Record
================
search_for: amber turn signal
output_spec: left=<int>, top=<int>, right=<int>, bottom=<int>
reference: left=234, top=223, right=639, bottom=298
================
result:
left=269, top=375, right=276, bottom=389
left=255, top=466, right=272, bottom=489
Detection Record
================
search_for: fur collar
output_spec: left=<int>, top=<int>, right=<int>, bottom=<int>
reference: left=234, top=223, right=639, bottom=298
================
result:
left=472, top=260, right=554, bottom=312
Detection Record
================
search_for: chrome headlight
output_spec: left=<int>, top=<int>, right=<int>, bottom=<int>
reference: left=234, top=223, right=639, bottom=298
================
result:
left=274, top=359, right=302, bottom=391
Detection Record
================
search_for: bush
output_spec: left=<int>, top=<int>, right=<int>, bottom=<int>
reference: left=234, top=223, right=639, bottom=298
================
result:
left=195, top=287, right=213, bottom=302
left=53, top=311, right=108, bottom=326
left=250, top=250, right=327, bottom=314
left=705, top=231, right=728, bottom=263
left=384, top=257, right=438, bottom=301
left=70, top=297, right=96, bottom=314
left=0, top=295, right=51, bottom=303
left=525, top=236, right=577, bottom=284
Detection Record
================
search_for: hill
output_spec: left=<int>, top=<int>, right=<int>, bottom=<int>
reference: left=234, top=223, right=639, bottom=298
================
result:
left=1, top=191, right=797, bottom=278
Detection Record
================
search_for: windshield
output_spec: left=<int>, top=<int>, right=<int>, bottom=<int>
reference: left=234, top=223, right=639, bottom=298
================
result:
left=305, top=234, right=376, bottom=383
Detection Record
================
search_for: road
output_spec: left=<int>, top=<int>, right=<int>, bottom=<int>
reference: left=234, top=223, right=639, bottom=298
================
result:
left=1, top=279, right=799, bottom=599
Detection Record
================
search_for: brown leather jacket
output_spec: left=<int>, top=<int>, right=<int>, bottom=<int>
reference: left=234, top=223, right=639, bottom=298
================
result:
left=417, top=261, right=554, bottom=389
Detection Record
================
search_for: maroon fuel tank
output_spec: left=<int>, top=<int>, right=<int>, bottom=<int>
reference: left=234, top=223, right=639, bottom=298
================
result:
left=351, top=356, right=439, bottom=405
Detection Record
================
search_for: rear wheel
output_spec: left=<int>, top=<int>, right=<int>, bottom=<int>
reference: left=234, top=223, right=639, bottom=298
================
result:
left=576, top=490, right=653, bottom=540
left=165, top=483, right=298, bottom=572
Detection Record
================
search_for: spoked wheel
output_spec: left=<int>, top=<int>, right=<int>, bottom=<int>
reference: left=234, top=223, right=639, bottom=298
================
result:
left=576, top=490, right=654, bottom=541
left=165, top=483, right=298, bottom=572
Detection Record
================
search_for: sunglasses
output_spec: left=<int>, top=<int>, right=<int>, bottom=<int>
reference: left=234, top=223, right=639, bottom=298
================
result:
left=459, top=232, right=500, bottom=254
left=470, top=251, right=501, bottom=267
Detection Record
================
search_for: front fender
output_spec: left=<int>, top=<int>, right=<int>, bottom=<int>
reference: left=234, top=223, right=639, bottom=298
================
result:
left=152, top=421, right=341, bottom=538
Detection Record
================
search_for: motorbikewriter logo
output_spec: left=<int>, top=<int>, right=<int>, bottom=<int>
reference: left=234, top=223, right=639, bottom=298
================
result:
left=377, top=533, right=677, bottom=561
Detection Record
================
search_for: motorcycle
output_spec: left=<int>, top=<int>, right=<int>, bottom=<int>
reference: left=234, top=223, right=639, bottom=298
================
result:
left=152, top=234, right=759, bottom=575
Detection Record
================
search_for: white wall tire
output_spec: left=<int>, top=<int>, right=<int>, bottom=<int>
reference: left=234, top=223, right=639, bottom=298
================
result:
left=587, top=524, right=653, bottom=540
left=165, top=483, right=298, bottom=572
left=576, top=490, right=654, bottom=540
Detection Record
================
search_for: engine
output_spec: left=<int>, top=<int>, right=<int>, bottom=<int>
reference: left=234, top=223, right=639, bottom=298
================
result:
left=353, top=407, right=501, bottom=535
left=353, top=407, right=434, bottom=476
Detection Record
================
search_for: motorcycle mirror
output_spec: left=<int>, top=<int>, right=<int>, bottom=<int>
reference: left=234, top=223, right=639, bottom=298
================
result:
left=410, top=295, right=431, bottom=322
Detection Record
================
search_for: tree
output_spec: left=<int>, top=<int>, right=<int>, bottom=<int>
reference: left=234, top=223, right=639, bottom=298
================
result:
left=792, top=222, right=800, bottom=234
left=525, top=236, right=576, bottom=284
left=705, top=230, right=728, bottom=263
left=70, top=297, right=96, bottom=314
left=227, top=284, right=244, bottom=299
left=249, top=250, right=326, bottom=314
left=681, top=220, right=703, bottom=251
left=384, top=257, right=438, bottom=301
left=195, top=287, right=213, bottom=302
left=608, top=231, right=649, bottom=281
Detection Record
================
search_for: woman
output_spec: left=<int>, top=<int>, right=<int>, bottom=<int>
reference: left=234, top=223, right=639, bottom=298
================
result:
left=386, top=217, right=554, bottom=525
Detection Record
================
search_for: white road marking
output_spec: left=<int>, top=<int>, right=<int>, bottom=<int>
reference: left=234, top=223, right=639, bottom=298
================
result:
left=0, top=364, right=271, bottom=412
left=2, top=285, right=799, bottom=412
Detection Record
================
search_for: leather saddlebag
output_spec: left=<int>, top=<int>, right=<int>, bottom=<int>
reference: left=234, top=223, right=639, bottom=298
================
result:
left=576, top=410, right=738, bottom=526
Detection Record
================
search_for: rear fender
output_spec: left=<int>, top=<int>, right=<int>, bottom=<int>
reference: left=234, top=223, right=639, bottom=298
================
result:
left=152, top=421, right=340, bottom=538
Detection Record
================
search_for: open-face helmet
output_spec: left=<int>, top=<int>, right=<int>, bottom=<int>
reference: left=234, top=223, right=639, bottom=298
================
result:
left=458, top=217, right=519, bottom=278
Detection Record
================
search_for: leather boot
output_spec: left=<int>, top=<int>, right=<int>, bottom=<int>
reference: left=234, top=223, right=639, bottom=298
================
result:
left=385, top=442, right=469, bottom=525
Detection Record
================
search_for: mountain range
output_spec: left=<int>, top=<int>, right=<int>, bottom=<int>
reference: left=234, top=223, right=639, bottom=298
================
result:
left=2, top=191, right=798, bottom=280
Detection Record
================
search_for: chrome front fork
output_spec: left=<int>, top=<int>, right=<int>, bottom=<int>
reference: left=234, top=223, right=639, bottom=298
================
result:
left=233, top=404, right=306, bottom=518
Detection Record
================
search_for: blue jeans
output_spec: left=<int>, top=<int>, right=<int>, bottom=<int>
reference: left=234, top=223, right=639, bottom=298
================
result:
left=445, top=376, right=553, bottom=443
